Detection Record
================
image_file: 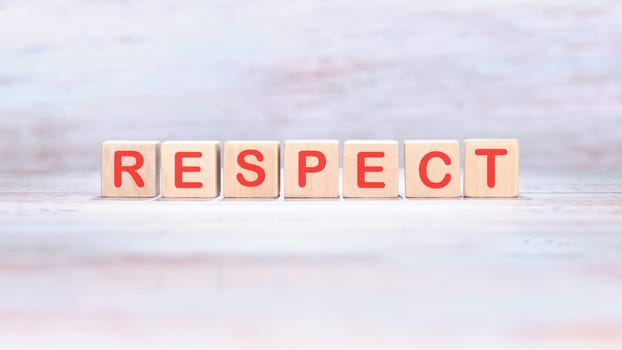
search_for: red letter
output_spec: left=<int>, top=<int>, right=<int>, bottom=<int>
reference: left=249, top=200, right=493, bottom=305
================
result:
left=298, top=150, right=327, bottom=187
left=475, top=148, right=508, bottom=188
left=419, top=151, right=452, bottom=189
left=357, top=152, right=385, bottom=188
left=175, top=152, right=203, bottom=188
left=114, top=150, right=144, bottom=188
left=237, top=149, right=266, bottom=187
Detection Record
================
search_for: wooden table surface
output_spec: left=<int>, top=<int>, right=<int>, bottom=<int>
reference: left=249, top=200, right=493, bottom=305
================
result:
left=0, top=172, right=621, bottom=349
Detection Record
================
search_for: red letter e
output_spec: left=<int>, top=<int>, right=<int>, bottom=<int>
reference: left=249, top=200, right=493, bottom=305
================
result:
left=357, top=152, right=385, bottom=188
left=175, top=152, right=203, bottom=188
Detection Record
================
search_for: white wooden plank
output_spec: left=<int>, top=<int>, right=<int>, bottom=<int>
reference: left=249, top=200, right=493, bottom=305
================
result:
left=0, top=172, right=621, bottom=349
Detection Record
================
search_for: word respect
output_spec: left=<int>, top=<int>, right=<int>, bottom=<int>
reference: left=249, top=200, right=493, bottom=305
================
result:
left=101, top=139, right=519, bottom=199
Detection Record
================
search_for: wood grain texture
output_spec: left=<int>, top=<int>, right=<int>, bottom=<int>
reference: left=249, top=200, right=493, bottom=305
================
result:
left=161, top=141, right=220, bottom=198
left=284, top=140, right=339, bottom=198
left=101, top=141, right=160, bottom=198
left=404, top=140, right=460, bottom=198
left=223, top=141, right=280, bottom=198
left=0, top=172, right=621, bottom=350
left=464, top=139, right=519, bottom=198
left=343, top=140, right=399, bottom=198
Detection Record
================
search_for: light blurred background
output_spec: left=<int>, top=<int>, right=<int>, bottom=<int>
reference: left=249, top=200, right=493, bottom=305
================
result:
left=1, top=0, right=621, bottom=175
left=1, top=2, right=622, bottom=349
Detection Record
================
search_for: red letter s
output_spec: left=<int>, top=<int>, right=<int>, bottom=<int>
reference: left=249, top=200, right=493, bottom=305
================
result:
left=237, top=150, right=266, bottom=187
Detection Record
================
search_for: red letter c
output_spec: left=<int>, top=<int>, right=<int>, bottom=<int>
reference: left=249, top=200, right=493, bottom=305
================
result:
left=419, top=151, right=452, bottom=189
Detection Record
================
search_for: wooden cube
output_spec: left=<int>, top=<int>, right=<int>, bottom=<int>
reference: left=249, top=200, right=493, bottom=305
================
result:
left=404, top=140, right=460, bottom=198
left=101, top=141, right=160, bottom=198
left=223, top=141, right=280, bottom=198
left=464, top=139, right=519, bottom=197
left=161, top=141, right=220, bottom=198
left=284, top=140, right=339, bottom=198
left=343, top=140, right=399, bottom=198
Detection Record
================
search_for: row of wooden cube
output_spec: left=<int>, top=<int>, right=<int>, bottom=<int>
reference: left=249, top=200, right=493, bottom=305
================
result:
left=102, top=139, right=519, bottom=198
